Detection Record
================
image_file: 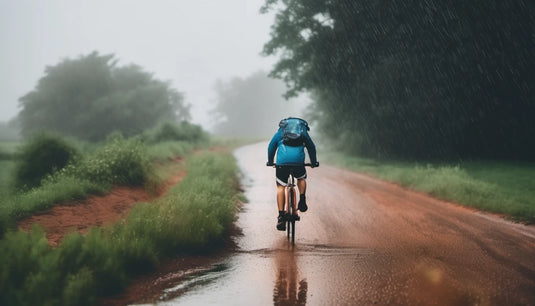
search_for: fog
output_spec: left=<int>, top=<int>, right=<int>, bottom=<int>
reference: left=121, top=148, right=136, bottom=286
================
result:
left=0, top=0, right=279, bottom=129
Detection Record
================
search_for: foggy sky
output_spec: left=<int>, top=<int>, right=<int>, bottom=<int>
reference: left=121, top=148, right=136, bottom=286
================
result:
left=0, top=0, right=277, bottom=128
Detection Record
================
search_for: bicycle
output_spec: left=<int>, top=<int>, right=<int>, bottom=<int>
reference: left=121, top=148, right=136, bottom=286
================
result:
left=269, top=163, right=313, bottom=244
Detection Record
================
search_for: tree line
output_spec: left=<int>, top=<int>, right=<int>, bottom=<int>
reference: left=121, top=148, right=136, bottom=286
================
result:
left=18, top=52, right=191, bottom=142
left=262, top=0, right=535, bottom=160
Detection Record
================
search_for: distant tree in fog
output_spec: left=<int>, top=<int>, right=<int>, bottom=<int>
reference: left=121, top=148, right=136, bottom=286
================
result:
left=0, top=118, right=21, bottom=141
left=211, top=71, right=307, bottom=138
left=18, top=51, right=190, bottom=141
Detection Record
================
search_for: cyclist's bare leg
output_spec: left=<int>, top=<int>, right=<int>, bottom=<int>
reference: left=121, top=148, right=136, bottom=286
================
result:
left=276, top=183, right=286, bottom=211
left=297, top=179, right=308, bottom=212
left=297, top=179, right=306, bottom=195
left=276, top=182, right=287, bottom=230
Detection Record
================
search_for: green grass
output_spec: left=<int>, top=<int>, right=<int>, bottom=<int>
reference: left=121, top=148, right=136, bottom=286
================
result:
left=324, top=152, right=535, bottom=223
left=0, top=150, right=241, bottom=306
left=146, top=140, right=198, bottom=161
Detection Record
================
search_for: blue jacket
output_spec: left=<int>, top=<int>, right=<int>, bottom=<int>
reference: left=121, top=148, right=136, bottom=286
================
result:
left=268, top=128, right=317, bottom=165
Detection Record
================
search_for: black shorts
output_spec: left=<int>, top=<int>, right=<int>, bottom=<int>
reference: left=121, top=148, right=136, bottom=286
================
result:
left=276, top=166, right=307, bottom=186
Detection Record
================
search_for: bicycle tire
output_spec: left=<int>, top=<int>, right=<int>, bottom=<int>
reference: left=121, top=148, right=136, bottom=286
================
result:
left=290, top=218, right=295, bottom=243
left=288, top=188, right=296, bottom=243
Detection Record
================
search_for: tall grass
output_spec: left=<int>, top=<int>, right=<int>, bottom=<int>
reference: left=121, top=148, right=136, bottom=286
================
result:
left=146, top=140, right=196, bottom=162
left=0, top=151, right=241, bottom=306
left=324, top=152, right=535, bottom=223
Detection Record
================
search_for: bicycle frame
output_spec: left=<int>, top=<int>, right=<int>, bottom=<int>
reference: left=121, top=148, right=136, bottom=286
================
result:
left=271, top=163, right=312, bottom=244
left=286, top=169, right=297, bottom=242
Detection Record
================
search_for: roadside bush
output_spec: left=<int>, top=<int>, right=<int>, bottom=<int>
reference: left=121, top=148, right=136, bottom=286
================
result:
left=12, top=133, right=79, bottom=191
left=146, top=141, right=194, bottom=161
left=146, top=121, right=209, bottom=144
left=51, top=135, right=153, bottom=188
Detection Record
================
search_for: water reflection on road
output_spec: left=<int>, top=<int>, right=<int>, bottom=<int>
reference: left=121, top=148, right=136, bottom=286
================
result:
left=273, top=246, right=307, bottom=306
left=158, top=143, right=303, bottom=305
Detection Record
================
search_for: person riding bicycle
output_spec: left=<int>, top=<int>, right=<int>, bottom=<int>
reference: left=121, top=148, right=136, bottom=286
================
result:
left=267, top=117, right=319, bottom=231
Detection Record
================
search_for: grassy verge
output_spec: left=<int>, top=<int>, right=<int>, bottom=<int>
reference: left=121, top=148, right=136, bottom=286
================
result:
left=0, top=150, right=241, bottom=306
left=0, top=137, right=156, bottom=235
left=324, top=152, right=535, bottom=223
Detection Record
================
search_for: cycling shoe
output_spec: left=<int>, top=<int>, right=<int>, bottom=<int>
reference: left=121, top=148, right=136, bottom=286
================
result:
left=276, top=215, right=286, bottom=231
left=298, top=197, right=308, bottom=212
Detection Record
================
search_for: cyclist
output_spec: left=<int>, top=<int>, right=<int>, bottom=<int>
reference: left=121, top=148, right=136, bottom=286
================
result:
left=267, top=117, right=319, bottom=231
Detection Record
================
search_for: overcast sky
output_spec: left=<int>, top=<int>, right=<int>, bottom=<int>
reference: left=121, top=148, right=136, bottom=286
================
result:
left=0, top=0, right=278, bottom=127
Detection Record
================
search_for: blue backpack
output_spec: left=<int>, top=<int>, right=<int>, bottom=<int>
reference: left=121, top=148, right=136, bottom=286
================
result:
left=279, top=117, right=310, bottom=146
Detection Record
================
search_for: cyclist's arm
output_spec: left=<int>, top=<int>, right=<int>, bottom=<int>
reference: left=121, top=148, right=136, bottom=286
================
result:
left=303, top=133, right=318, bottom=165
left=267, top=130, right=282, bottom=164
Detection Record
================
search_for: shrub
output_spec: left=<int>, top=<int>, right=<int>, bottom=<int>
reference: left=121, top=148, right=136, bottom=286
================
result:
left=12, top=133, right=79, bottom=190
left=147, top=121, right=209, bottom=144
left=52, top=135, right=152, bottom=187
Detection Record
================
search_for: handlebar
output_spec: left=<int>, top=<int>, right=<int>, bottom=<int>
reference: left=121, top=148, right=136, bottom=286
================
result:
left=267, top=162, right=319, bottom=168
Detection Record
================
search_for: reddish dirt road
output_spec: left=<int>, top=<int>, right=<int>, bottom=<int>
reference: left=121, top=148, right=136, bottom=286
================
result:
left=147, top=143, right=535, bottom=305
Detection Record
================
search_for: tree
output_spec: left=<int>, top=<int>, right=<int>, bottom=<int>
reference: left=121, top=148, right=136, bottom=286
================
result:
left=262, top=0, right=535, bottom=160
left=18, top=52, right=190, bottom=141
left=211, top=71, right=308, bottom=138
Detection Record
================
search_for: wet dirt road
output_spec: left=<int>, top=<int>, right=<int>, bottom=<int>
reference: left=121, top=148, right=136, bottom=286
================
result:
left=152, top=142, right=535, bottom=305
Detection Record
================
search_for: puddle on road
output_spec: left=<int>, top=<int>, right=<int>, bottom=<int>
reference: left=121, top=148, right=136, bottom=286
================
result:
left=149, top=243, right=381, bottom=306
left=158, top=263, right=229, bottom=302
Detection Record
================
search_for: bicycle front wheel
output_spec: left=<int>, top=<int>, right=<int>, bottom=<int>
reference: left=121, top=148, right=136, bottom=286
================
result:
left=287, top=188, right=296, bottom=243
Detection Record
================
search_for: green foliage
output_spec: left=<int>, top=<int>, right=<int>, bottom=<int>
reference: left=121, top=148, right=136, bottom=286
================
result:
left=263, top=0, right=535, bottom=160
left=72, top=135, right=152, bottom=186
left=325, top=151, right=535, bottom=223
left=114, top=152, right=240, bottom=258
left=146, top=121, right=209, bottom=144
left=146, top=141, right=194, bottom=162
left=12, top=133, right=79, bottom=191
left=0, top=151, right=241, bottom=305
left=18, top=51, right=190, bottom=141
left=43, top=134, right=152, bottom=188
